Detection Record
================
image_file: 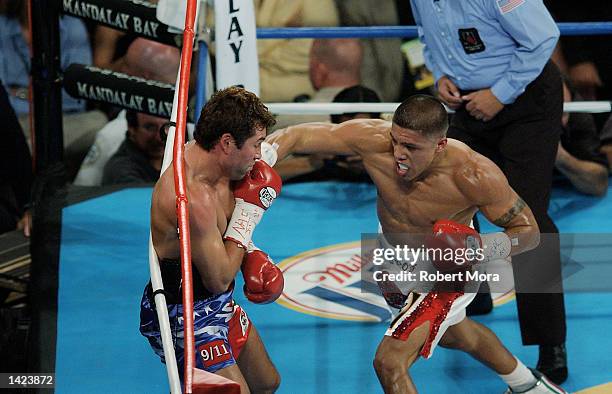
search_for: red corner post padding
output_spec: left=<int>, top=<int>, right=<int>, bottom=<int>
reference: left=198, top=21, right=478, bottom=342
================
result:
left=191, top=368, right=241, bottom=394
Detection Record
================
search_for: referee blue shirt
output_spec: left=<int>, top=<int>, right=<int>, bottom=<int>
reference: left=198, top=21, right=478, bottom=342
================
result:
left=410, top=0, right=559, bottom=104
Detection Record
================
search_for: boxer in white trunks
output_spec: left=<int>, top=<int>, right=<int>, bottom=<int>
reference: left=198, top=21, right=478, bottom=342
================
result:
left=266, top=95, right=568, bottom=394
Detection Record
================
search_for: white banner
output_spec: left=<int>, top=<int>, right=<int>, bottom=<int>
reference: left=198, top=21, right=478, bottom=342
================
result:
left=214, top=0, right=259, bottom=94
left=156, top=0, right=202, bottom=32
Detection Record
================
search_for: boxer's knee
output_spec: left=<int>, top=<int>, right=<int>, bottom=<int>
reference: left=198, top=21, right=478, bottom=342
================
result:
left=373, top=352, right=405, bottom=381
left=251, top=367, right=280, bottom=394
left=266, top=368, right=281, bottom=393
left=440, top=320, right=480, bottom=355
left=373, top=339, right=416, bottom=381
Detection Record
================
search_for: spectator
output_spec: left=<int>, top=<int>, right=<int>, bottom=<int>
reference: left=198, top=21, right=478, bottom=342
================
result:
left=556, top=77, right=608, bottom=196
left=600, top=115, right=612, bottom=173
left=0, top=0, right=90, bottom=116
left=546, top=0, right=612, bottom=131
left=273, top=38, right=363, bottom=130
left=330, top=85, right=381, bottom=124
left=92, top=26, right=133, bottom=72
left=0, top=0, right=107, bottom=179
left=74, top=38, right=180, bottom=186
left=101, top=110, right=166, bottom=185
left=0, top=82, right=32, bottom=236
left=333, top=0, right=403, bottom=102
left=309, top=39, right=363, bottom=99
left=546, top=1, right=611, bottom=101
left=92, top=0, right=160, bottom=71
left=410, top=0, right=568, bottom=383
left=254, top=0, right=339, bottom=102
left=204, top=0, right=339, bottom=102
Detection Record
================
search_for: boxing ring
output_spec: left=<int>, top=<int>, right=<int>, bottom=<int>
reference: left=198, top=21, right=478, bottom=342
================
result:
left=56, top=183, right=612, bottom=393
left=18, top=1, right=612, bottom=393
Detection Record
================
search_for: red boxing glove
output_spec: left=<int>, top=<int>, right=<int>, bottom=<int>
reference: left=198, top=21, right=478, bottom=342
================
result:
left=233, top=160, right=282, bottom=210
left=224, top=161, right=282, bottom=248
left=427, top=220, right=484, bottom=272
left=242, top=250, right=284, bottom=304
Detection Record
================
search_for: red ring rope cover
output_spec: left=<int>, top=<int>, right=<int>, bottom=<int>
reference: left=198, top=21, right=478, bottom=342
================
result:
left=173, top=0, right=198, bottom=391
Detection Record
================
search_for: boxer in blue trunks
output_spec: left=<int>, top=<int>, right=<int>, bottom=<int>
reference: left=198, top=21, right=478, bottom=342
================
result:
left=140, top=87, right=283, bottom=393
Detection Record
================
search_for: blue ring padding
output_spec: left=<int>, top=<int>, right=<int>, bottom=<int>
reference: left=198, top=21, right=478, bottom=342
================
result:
left=255, top=22, right=612, bottom=39
left=257, top=26, right=418, bottom=39
left=195, top=41, right=209, bottom=123
left=557, top=22, right=612, bottom=36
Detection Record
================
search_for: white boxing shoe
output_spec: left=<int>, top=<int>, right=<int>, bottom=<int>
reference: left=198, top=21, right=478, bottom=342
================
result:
left=503, top=369, right=569, bottom=394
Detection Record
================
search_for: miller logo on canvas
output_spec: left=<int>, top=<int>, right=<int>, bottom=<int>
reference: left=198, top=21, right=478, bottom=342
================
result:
left=276, top=242, right=392, bottom=322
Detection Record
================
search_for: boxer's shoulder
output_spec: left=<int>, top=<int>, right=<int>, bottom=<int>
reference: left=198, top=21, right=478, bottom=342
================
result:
left=449, top=144, right=508, bottom=204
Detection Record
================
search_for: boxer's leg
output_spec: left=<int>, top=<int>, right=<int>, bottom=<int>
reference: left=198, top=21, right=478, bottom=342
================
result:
left=439, top=317, right=516, bottom=374
left=438, top=319, right=571, bottom=393
left=236, top=325, right=280, bottom=394
left=373, top=320, right=430, bottom=394
left=214, top=365, right=251, bottom=394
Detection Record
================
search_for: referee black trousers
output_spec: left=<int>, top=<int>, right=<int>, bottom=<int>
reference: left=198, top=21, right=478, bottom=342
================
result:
left=448, top=61, right=566, bottom=345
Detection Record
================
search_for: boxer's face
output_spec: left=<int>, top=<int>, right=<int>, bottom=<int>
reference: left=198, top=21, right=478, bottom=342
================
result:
left=229, top=126, right=266, bottom=180
left=128, top=113, right=166, bottom=160
left=390, top=124, right=444, bottom=181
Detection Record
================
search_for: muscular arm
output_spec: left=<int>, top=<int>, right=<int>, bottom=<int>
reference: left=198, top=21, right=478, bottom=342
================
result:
left=456, top=154, right=540, bottom=257
left=186, top=190, right=245, bottom=294
left=266, top=119, right=389, bottom=162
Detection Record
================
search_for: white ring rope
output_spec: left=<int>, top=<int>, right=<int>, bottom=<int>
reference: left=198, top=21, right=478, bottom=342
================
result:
left=148, top=78, right=183, bottom=394
left=147, top=2, right=203, bottom=392
left=267, top=101, right=612, bottom=115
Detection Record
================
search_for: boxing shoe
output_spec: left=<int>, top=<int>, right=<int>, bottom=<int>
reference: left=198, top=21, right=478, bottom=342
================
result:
left=537, top=344, right=568, bottom=385
left=503, top=369, right=569, bottom=394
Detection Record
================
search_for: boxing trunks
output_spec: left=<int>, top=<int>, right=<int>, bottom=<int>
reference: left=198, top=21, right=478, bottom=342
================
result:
left=377, top=231, right=476, bottom=358
left=140, top=259, right=251, bottom=374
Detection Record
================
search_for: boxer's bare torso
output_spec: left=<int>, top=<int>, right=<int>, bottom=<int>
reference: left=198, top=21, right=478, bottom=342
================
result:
left=151, top=141, right=235, bottom=261
left=359, top=129, right=478, bottom=232
left=269, top=118, right=535, bottom=249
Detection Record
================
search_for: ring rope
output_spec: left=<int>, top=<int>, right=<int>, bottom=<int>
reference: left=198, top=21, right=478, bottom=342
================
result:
left=255, top=22, right=612, bottom=39
left=267, top=101, right=612, bottom=115
left=172, top=0, right=198, bottom=391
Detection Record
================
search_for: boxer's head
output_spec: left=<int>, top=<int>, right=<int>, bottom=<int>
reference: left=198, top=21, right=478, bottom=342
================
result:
left=195, top=87, right=276, bottom=179
left=390, top=95, right=449, bottom=181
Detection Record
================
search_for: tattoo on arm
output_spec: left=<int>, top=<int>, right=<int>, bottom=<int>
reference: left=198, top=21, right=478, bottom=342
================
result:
left=492, top=197, right=526, bottom=227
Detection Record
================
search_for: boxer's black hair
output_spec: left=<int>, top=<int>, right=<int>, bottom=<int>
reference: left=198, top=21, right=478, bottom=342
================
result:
left=392, top=95, right=448, bottom=138
left=195, top=86, right=276, bottom=151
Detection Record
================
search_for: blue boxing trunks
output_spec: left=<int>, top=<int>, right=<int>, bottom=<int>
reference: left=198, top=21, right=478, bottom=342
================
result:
left=139, top=261, right=251, bottom=374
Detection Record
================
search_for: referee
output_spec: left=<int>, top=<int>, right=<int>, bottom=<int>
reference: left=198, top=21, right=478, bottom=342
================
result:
left=409, top=0, right=568, bottom=384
